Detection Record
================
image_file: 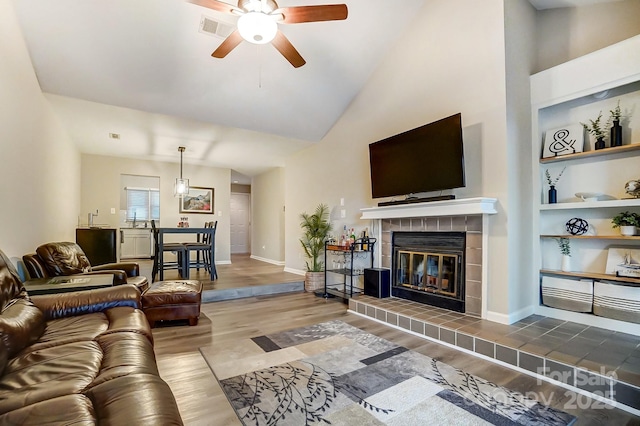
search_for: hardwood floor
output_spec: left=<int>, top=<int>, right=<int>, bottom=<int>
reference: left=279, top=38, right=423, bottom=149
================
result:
left=152, top=292, right=640, bottom=426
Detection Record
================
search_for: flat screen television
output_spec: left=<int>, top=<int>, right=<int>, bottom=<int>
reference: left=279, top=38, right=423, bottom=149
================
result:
left=369, top=113, right=465, bottom=200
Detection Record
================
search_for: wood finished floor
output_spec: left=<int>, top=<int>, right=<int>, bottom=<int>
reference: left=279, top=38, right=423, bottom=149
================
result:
left=138, top=253, right=303, bottom=291
left=152, top=292, right=640, bottom=426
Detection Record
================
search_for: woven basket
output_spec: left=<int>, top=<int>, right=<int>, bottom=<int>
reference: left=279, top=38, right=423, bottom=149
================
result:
left=304, top=271, right=325, bottom=292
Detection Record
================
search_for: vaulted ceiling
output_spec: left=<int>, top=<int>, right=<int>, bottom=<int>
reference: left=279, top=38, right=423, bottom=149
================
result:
left=11, top=0, right=619, bottom=181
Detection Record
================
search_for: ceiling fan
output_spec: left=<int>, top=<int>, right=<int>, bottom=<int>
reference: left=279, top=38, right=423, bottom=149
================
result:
left=189, top=0, right=348, bottom=67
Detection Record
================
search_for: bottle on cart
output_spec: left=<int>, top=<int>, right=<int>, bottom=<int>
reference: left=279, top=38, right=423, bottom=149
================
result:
left=362, top=228, right=369, bottom=251
left=350, top=228, right=356, bottom=247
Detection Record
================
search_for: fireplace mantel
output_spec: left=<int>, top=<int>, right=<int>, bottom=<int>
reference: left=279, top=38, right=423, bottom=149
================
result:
left=360, top=197, right=498, bottom=220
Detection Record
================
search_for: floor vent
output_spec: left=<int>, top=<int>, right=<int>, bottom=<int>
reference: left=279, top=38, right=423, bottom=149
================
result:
left=199, top=16, right=234, bottom=39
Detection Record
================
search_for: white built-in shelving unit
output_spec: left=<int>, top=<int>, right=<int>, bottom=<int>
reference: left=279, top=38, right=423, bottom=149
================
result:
left=530, top=35, right=640, bottom=333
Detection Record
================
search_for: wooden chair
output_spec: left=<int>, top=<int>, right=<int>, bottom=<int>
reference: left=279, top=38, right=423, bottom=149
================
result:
left=150, top=220, right=187, bottom=282
left=182, top=221, right=217, bottom=280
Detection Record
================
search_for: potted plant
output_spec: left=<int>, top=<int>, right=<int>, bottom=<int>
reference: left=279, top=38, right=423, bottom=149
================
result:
left=544, top=167, right=565, bottom=204
left=608, top=100, right=623, bottom=147
left=612, top=211, right=640, bottom=236
left=300, top=203, right=332, bottom=292
left=581, top=111, right=606, bottom=150
left=555, top=237, right=571, bottom=272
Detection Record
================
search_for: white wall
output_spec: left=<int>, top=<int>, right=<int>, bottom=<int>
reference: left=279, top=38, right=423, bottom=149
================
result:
left=535, top=0, right=640, bottom=72
left=285, top=0, right=515, bottom=317
left=251, top=167, right=285, bottom=263
left=502, top=0, right=538, bottom=321
left=80, top=154, right=232, bottom=262
left=0, top=0, right=80, bottom=262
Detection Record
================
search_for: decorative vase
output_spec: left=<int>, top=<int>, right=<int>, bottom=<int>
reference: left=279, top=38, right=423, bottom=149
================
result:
left=620, top=225, right=637, bottom=236
left=548, top=186, right=557, bottom=204
left=594, top=136, right=606, bottom=150
left=611, top=119, right=622, bottom=147
left=561, top=255, right=571, bottom=272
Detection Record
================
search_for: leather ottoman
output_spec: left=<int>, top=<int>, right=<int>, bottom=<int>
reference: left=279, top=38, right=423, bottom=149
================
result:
left=142, top=280, right=203, bottom=327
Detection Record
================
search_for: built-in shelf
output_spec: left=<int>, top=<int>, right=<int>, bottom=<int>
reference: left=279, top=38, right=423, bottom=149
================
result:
left=540, top=269, right=640, bottom=285
left=539, top=143, right=640, bottom=164
left=540, top=198, right=640, bottom=210
left=540, top=234, right=640, bottom=240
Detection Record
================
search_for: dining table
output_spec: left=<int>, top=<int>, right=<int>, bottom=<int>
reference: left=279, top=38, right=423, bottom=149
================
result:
left=157, top=227, right=216, bottom=281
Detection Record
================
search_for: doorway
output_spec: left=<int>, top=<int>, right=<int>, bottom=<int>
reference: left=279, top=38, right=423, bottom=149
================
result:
left=230, top=192, right=251, bottom=254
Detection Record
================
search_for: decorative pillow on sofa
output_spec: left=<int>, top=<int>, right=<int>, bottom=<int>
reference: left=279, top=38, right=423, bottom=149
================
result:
left=0, top=299, right=45, bottom=358
left=36, top=242, right=92, bottom=276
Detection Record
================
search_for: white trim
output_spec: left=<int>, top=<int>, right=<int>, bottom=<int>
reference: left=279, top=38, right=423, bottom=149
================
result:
left=349, top=309, right=640, bottom=417
left=486, top=305, right=535, bottom=325
left=360, top=197, right=498, bottom=220
left=535, top=305, right=640, bottom=336
left=216, top=260, right=232, bottom=265
left=249, top=255, right=285, bottom=266
left=284, top=267, right=306, bottom=276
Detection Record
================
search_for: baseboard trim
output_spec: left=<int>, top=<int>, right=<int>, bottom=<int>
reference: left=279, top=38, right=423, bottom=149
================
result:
left=249, top=255, right=285, bottom=266
left=485, top=305, right=535, bottom=325
left=283, top=267, right=306, bottom=276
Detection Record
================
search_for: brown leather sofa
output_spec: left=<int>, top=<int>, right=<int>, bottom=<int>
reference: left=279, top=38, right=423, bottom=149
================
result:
left=23, top=241, right=149, bottom=292
left=0, top=248, right=182, bottom=425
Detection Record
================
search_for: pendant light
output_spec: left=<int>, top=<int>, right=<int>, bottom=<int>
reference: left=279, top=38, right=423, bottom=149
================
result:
left=174, top=146, right=190, bottom=197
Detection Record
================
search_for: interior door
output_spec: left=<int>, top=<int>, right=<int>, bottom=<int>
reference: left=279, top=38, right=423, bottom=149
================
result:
left=230, top=193, right=251, bottom=254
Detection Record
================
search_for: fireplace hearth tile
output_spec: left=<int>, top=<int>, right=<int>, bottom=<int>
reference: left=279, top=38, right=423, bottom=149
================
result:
left=425, top=324, right=439, bottom=339
left=496, top=344, right=518, bottom=366
left=410, top=319, right=425, bottom=334
left=356, top=302, right=366, bottom=315
left=398, top=315, right=411, bottom=330
left=386, top=312, right=398, bottom=326
left=475, top=338, right=495, bottom=358
left=366, top=305, right=376, bottom=318
left=466, top=248, right=482, bottom=265
left=456, top=332, right=474, bottom=351
left=519, top=352, right=544, bottom=373
left=466, top=266, right=483, bottom=283
left=440, top=328, right=456, bottom=345
left=437, top=217, right=452, bottom=231
left=375, top=308, right=387, bottom=322
left=466, top=232, right=483, bottom=249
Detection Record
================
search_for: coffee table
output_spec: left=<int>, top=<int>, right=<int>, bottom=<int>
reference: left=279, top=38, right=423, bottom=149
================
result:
left=23, top=274, right=114, bottom=295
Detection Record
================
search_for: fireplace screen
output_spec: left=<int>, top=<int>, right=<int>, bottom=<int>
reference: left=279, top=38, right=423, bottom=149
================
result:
left=396, top=250, right=459, bottom=297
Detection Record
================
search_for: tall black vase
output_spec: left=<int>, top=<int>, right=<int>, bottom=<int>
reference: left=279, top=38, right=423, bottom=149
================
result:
left=611, top=119, right=622, bottom=147
left=548, top=186, right=557, bottom=204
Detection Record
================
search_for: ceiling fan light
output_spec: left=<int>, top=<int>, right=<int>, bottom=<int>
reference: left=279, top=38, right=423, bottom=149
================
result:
left=237, top=12, right=277, bottom=44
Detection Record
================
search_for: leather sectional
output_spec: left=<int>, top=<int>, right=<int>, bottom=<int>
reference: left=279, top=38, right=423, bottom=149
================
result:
left=0, top=248, right=183, bottom=424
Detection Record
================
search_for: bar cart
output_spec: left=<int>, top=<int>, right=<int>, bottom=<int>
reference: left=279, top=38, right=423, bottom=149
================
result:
left=323, top=238, right=376, bottom=301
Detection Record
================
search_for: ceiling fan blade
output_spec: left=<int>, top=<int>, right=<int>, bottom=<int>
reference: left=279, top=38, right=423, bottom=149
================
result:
left=188, top=0, right=242, bottom=15
left=276, top=4, right=347, bottom=24
left=212, top=30, right=244, bottom=58
left=271, top=31, right=306, bottom=68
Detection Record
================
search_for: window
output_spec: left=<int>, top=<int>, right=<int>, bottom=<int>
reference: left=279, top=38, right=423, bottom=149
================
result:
left=125, top=187, right=160, bottom=222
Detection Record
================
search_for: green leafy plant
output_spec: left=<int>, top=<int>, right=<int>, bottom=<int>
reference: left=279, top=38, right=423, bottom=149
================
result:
left=580, top=111, right=606, bottom=140
left=299, top=204, right=332, bottom=272
left=609, top=100, right=622, bottom=121
left=555, top=237, right=571, bottom=256
left=545, top=167, right=566, bottom=187
left=612, top=211, right=640, bottom=228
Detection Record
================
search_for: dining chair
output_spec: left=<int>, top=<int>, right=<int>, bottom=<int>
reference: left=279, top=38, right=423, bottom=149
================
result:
left=182, top=221, right=217, bottom=280
left=150, top=220, right=187, bottom=282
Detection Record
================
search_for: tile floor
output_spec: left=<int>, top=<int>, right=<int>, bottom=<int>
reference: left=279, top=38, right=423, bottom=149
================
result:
left=349, top=295, right=640, bottom=412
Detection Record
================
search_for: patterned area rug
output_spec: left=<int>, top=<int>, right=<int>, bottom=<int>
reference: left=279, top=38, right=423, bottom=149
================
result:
left=200, top=320, right=576, bottom=425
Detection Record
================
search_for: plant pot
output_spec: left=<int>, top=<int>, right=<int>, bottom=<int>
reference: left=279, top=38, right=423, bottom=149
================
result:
left=561, top=255, right=571, bottom=272
left=594, top=136, right=606, bottom=150
left=304, top=271, right=325, bottom=292
left=620, top=225, right=637, bottom=236
left=548, top=186, right=557, bottom=204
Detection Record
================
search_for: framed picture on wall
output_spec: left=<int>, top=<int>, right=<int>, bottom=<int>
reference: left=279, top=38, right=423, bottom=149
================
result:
left=180, top=186, right=214, bottom=214
left=605, top=247, right=640, bottom=278
left=542, top=124, right=584, bottom=158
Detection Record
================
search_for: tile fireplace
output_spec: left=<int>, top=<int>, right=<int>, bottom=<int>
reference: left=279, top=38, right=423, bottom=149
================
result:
left=360, top=198, right=498, bottom=318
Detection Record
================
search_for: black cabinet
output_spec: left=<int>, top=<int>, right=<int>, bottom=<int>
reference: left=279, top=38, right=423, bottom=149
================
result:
left=364, top=268, right=390, bottom=298
left=76, top=228, right=117, bottom=266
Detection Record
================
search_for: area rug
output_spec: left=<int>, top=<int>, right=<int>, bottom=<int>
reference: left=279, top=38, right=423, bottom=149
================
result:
left=200, top=320, right=576, bottom=426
